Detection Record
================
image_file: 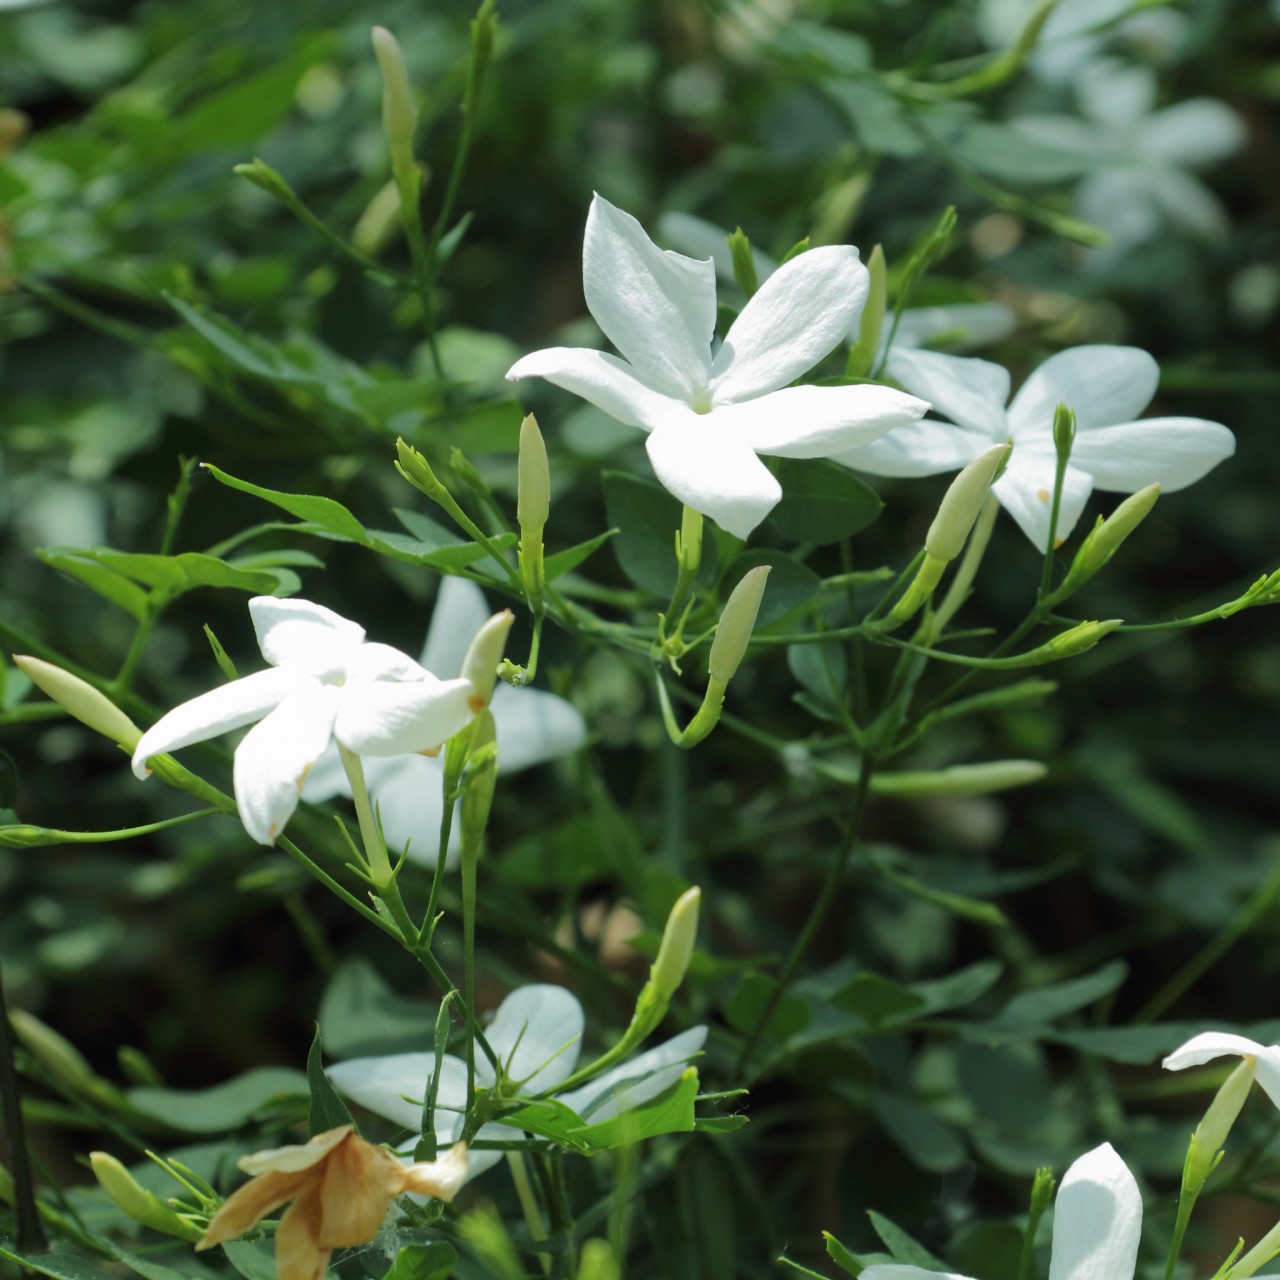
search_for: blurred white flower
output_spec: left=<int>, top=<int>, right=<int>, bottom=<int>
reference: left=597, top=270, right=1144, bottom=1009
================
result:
left=840, top=344, right=1235, bottom=551
left=132, top=597, right=488, bottom=845
left=657, top=210, right=1017, bottom=353
left=1015, top=61, right=1244, bottom=254
left=860, top=1143, right=1141, bottom=1280
left=328, top=983, right=707, bottom=1183
left=506, top=193, right=927, bottom=539
left=304, top=577, right=585, bottom=866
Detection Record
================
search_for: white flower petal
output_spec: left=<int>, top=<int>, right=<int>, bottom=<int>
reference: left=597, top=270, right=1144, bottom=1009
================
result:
left=490, top=685, right=587, bottom=773
left=645, top=419, right=781, bottom=539
left=891, top=302, right=1017, bottom=352
left=993, top=454, right=1094, bottom=552
left=1008, top=346, right=1159, bottom=436
left=507, top=346, right=678, bottom=432
left=233, top=686, right=341, bottom=845
left=1078, top=61, right=1156, bottom=129
left=1145, top=168, right=1233, bottom=242
left=421, top=577, right=492, bottom=678
left=1139, top=99, right=1244, bottom=168
left=715, top=383, right=928, bottom=459
left=656, top=210, right=779, bottom=285
left=583, top=193, right=716, bottom=400
left=886, top=347, right=1011, bottom=435
left=328, top=1052, right=454, bottom=1131
left=131, top=666, right=311, bottom=779
left=1069, top=417, right=1235, bottom=493
left=485, top=985, right=584, bottom=1092
left=710, top=246, right=869, bottom=403
left=1164, top=1031, right=1280, bottom=1112
left=249, top=597, right=366, bottom=679
left=1047, top=1143, right=1142, bottom=1280
left=302, top=749, right=398, bottom=803
left=836, top=418, right=992, bottom=479
left=344, top=642, right=430, bottom=683
left=559, top=1027, right=707, bottom=1123
left=367, top=753, right=451, bottom=866
left=1076, top=170, right=1163, bottom=251
left=334, top=676, right=478, bottom=757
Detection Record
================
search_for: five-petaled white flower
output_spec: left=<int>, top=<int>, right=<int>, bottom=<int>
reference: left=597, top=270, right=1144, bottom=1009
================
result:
left=838, top=343, right=1236, bottom=552
left=506, top=193, right=929, bottom=540
left=328, top=984, right=707, bottom=1185
left=303, top=577, right=586, bottom=866
left=131, top=597, right=496, bottom=846
left=859, top=1143, right=1141, bottom=1280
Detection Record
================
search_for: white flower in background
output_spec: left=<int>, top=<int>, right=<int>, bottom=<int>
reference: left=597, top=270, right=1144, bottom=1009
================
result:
left=1014, top=61, right=1244, bottom=255
left=839, top=344, right=1236, bottom=552
left=506, top=193, right=928, bottom=539
left=132, top=597, right=491, bottom=846
left=859, top=1143, right=1141, bottom=1280
left=1164, top=1031, right=1280, bottom=1108
left=979, top=0, right=1187, bottom=85
left=657, top=210, right=1017, bottom=353
left=328, top=984, right=708, bottom=1183
left=304, top=577, right=585, bottom=865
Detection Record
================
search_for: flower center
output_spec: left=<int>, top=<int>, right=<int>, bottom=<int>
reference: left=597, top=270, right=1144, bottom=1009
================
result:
left=689, top=388, right=713, bottom=414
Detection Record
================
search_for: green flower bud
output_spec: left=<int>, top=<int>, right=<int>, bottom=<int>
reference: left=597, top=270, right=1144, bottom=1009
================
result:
left=13, top=656, right=140, bottom=750
left=89, top=1152, right=202, bottom=1241
left=1044, top=618, right=1121, bottom=659
left=395, top=438, right=446, bottom=499
left=576, top=1239, right=620, bottom=1280
left=1052, top=402, right=1076, bottom=462
left=231, top=158, right=292, bottom=201
left=1232, top=1217, right=1280, bottom=1279
left=650, top=887, right=700, bottom=1003
left=848, top=243, right=886, bottom=378
left=460, top=711, right=498, bottom=858
left=371, top=27, right=418, bottom=169
left=676, top=505, right=703, bottom=579
left=517, top=413, right=550, bottom=534
left=1064, top=483, right=1161, bottom=590
left=9, top=1009, right=97, bottom=1093
left=461, top=612, right=515, bottom=709
left=926, top=444, right=1010, bottom=563
left=727, top=227, right=758, bottom=298
left=709, top=567, right=770, bottom=685
left=871, top=759, right=1047, bottom=797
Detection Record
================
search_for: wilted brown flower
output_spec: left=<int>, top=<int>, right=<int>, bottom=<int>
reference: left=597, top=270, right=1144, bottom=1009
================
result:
left=197, top=1125, right=467, bottom=1280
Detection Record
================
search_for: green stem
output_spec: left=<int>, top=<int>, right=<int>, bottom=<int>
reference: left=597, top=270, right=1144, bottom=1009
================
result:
left=735, top=758, right=876, bottom=1076
left=1163, top=1178, right=1199, bottom=1280
left=1136, top=853, right=1280, bottom=1024
left=338, top=745, right=393, bottom=887
left=0, top=957, right=48, bottom=1253
left=461, top=847, right=479, bottom=1112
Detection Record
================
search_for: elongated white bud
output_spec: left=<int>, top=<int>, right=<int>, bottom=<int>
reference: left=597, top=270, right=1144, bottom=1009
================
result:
left=13, top=656, right=140, bottom=750
left=709, top=567, right=770, bottom=685
left=927, top=443, right=1009, bottom=563
left=461, top=611, right=515, bottom=708
left=371, top=27, right=417, bottom=165
left=517, top=414, right=550, bottom=534
left=651, top=887, right=700, bottom=1002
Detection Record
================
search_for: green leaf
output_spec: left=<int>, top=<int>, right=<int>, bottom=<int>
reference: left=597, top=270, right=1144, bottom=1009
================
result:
left=911, top=960, right=1003, bottom=1016
left=381, top=1243, right=459, bottom=1280
left=497, top=1097, right=593, bottom=1153
left=205, top=466, right=502, bottom=571
left=307, top=1025, right=353, bottom=1136
left=993, top=960, right=1128, bottom=1030
left=725, top=971, right=812, bottom=1041
left=79, top=549, right=283, bottom=596
left=868, top=850, right=1009, bottom=928
left=694, top=1114, right=749, bottom=1134
left=872, top=1093, right=965, bottom=1173
left=222, top=1242, right=277, bottom=1280
left=544, top=528, right=619, bottom=581
left=37, top=548, right=149, bottom=619
left=128, top=1067, right=307, bottom=1133
left=573, top=1069, right=701, bottom=1152
left=788, top=638, right=848, bottom=720
left=868, top=1210, right=950, bottom=1270
left=318, top=959, right=436, bottom=1058
left=831, top=973, right=926, bottom=1027
left=766, top=459, right=882, bottom=544
left=602, top=470, right=682, bottom=596
left=167, top=295, right=308, bottom=383
left=823, top=1232, right=865, bottom=1277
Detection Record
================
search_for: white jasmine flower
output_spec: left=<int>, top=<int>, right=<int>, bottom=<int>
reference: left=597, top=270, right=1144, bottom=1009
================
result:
left=1163, top=1031, right=1280, bottom=1109
left=657, top=210, right=1017, bottom=353
left=839, top=344, right=1235, bottom=551
left=1015, top=61, right=1244, bottom=255
left=859, top=1143, right=1141, bottom=1280
left=131, top=597, right=493, bottom=846
left=327, top=984, right=708, bottom=1183
left=303, top=577, right=586, bottom=866
left=506, top=193, right=928, bottom=540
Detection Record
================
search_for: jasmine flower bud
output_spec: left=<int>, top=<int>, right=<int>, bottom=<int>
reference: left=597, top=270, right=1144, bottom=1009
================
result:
left=371, top=27, right=417, bottom=177
left=13, top=655, right=140, bottom=751
left=1063, top=483, right=1161, bottom=592
left=517, top=413, right=550, bottom=535
left=1052, top=401, right=1076, bottom=462
left=650, top=887, right=700, bottom=1003
left=395, top=439, right=446, bottom=499
left=847, top=243, right=886, bottom=378
left=89, top=1153, right=201, bottom=1241
left=1185, top=1057, right=1254, bottom=1194
left=926, top=443, right=1010, bottom=563
left=461, top=611, right=515, bottom=708
left=709, top=566, right=770, bottom=686
left=1044, top=618, right=1122, bottom=658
